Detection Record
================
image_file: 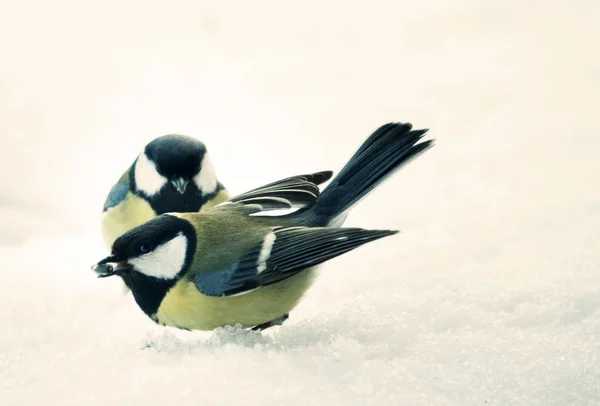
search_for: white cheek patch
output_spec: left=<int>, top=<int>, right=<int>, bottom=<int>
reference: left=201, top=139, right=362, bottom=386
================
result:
left=194, top=153, right=218, bottom=196
left=256, top=232, right=276, bottom=274
left=134, top=152, right=167, bottom=196
left=129, top=233, right=188, bottom=280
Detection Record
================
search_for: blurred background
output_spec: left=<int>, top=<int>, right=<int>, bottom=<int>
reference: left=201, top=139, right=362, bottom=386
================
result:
left=1, top=1, right=599, bottom=405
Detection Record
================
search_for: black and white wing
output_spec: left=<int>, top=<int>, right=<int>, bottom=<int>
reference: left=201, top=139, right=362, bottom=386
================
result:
left=225, top=171, right=333, bottom=211
left=193, top=226, right=398, bottom=297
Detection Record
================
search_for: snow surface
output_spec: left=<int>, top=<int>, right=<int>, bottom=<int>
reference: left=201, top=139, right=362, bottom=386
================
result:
left=1, top=1, right=600, bottom=405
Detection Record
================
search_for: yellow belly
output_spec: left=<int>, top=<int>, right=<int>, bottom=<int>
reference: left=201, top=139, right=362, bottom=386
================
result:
left=101, top=192, right=157, bottom=249
left=154, top=268, right=316, bottom=330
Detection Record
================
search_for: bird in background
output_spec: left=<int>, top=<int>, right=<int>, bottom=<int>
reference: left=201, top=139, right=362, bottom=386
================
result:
left=92, top=122, right=434, bottom=331
left=100, top=134, right=231, bottom=250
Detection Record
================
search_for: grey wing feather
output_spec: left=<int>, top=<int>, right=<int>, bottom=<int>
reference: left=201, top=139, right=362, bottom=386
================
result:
left=103, top=181, right=130, bottom=211
left=193, top=226, right=398, bottom=297
left=226, top=171, right=333, bottom=211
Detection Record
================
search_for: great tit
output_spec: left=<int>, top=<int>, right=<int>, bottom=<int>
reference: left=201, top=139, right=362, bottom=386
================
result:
left=92, top=122, right=434, bottom=331
left=101, top=134, right=231, bottom=249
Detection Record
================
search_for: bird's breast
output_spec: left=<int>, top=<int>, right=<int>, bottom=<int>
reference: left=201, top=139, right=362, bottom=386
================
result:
left=154, top=268, right=316, bottom=331
left=101, top=192, right=157, bottom=249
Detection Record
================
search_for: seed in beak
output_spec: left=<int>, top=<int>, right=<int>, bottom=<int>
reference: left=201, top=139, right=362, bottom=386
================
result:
left=93, top=263, right=116, bottom=278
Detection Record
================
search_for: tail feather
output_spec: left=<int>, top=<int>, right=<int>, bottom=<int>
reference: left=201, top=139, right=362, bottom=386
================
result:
left=307, top=122, right=433, bottom=225
left=334, top=122, right=411, bottom=183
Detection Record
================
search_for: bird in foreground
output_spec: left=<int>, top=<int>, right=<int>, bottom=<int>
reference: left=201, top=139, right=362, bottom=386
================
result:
left=101, top=134, right=231, bottom=250
left=92, top=122, right=434, bottom=331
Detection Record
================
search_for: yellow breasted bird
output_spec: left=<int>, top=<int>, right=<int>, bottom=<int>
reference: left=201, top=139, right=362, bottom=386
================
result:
left=92, top=122, right=434, bottom=331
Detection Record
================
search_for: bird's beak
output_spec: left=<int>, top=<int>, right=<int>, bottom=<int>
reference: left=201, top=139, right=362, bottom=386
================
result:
left=91, top=255, right=132, bottom=278
left=171, top=178, right=189, bottom=194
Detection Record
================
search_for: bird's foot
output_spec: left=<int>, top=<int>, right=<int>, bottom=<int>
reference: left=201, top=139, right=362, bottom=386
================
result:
left=251, top=314, right=289, bottom=331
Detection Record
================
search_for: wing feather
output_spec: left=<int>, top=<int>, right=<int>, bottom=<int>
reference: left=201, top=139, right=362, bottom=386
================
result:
left=193, top=226, right=397, bottom=297
left=226, top=171, right=333, bottom=211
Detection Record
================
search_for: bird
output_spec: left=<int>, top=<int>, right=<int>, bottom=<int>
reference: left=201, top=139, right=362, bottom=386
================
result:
left=100, top=134, right=231, bottom=250
left=92, top=122, right=434, bottom=331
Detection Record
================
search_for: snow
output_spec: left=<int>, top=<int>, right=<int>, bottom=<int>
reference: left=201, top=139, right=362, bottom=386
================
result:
left=1, top=1, right=600, bottom=405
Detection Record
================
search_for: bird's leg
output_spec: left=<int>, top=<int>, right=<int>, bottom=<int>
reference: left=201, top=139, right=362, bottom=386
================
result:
left=251, top=314, right=289, bottom=331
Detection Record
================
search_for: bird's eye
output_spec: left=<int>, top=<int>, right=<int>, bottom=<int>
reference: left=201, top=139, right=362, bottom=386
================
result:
left=138, top=243, right=152, bottom=254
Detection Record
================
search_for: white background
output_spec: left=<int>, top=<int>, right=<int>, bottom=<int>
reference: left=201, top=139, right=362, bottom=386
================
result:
left=1, top=1, right=599, bottom=405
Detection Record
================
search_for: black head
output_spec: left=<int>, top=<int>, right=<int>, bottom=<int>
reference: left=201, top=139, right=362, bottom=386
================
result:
left=92, top=214, right=197, bottom=317
left=144, top=135, right=206, bottom=180
left=130, top=134, right=225, bottom=214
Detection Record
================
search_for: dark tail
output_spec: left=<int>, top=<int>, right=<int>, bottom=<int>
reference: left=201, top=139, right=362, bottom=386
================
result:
left=297, top=122, right=433, bottom=226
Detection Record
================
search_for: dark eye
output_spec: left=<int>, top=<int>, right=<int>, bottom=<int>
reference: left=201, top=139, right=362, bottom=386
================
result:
left=138, top=243, right=152, bottom=254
